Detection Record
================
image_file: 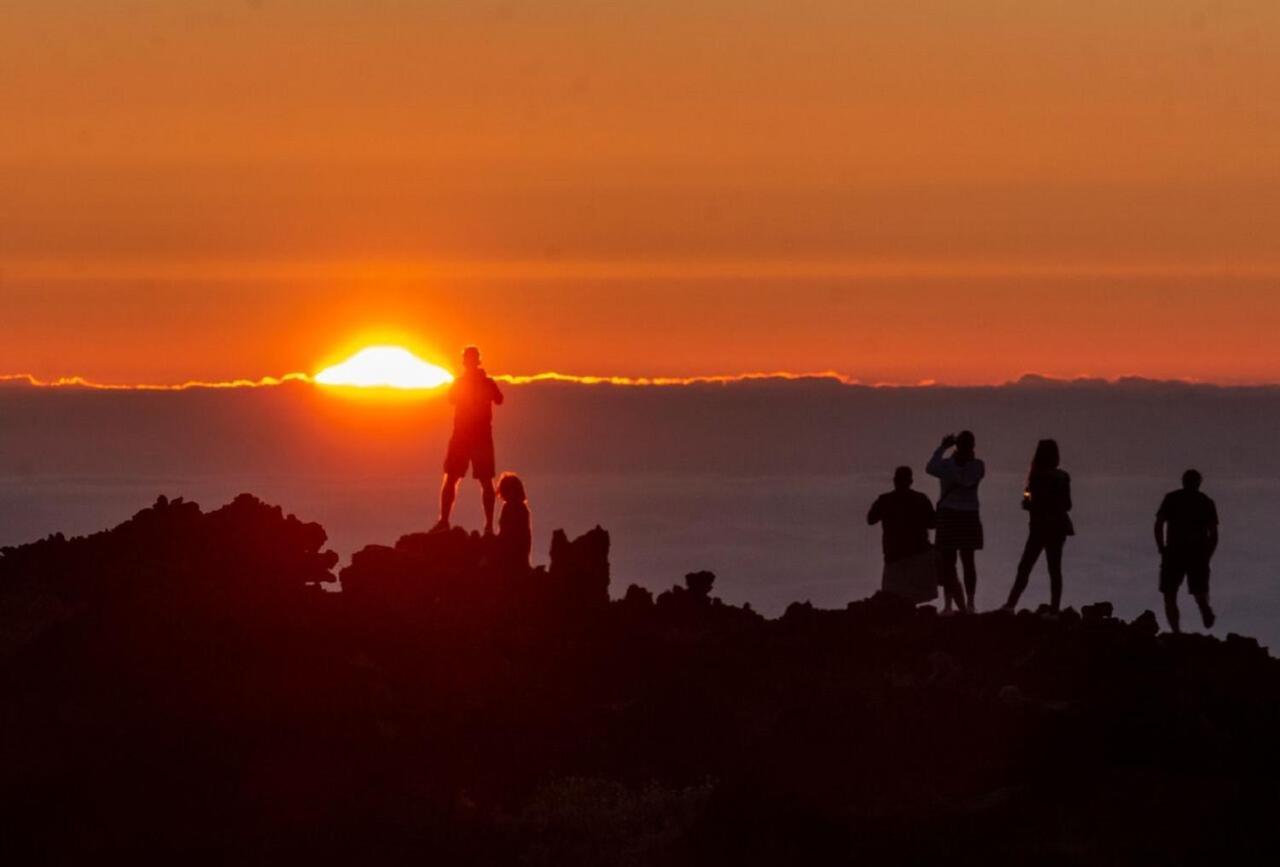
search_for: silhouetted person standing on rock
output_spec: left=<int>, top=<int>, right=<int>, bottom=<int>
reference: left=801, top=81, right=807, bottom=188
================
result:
left=868, top=466, right=940, bottom=604
left=434, top=346, right=504, bottom=534
left=496, top=472, right=532, bottom=572
left=928, top=431, right=985, bottom=613
left=1004, top=439, right=1073, bottom=613
left=1155, top=470, right=1219, bottom=633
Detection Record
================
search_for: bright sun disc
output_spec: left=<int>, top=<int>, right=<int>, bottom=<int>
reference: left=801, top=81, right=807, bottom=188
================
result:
left=315, top=346, right=454, bottom=390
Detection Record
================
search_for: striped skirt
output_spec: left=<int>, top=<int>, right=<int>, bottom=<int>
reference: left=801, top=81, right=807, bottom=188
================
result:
left=936, top=508, right=984, bottom=551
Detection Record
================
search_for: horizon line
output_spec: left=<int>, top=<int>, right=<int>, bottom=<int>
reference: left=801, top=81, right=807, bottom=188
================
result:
left=0, top=370, right=1267, bottom=393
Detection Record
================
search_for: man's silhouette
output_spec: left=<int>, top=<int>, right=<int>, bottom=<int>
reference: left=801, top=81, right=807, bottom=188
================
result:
left=434, top=346, right=504, bottom=534
left=868, top=466, right=939, bottom=604
left=867, top=466, right=935, bottom=565
left=1154, top=469, right=1219, bottom=633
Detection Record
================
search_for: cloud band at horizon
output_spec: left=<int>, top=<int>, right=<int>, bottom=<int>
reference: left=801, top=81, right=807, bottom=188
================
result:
left=0, top=370, right=1256, bottom=394
left=0, top=370, right=863, bottom=393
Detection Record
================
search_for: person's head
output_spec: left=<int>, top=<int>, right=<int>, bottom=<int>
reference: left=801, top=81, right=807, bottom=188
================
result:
left=1031, top=439, right=1061, bottom=474
left=497, top=471, right=526, bottom=503
left=1182, top=469, right=1203, bottom=491
left=955, top=430, right=976, bottom=457
left=893, top=466, right=914, bottom=491
left=461, top=345, right=482, bottom=372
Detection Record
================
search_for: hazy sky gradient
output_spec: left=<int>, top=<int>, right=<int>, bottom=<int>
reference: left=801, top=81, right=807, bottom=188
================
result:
left=3, top=1, right=1278, bottom=383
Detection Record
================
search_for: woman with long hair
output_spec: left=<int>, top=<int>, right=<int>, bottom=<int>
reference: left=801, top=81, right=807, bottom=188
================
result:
left=1003, top=439, right=1074, bottom=613
left=927, top=430, right=985, bottom=613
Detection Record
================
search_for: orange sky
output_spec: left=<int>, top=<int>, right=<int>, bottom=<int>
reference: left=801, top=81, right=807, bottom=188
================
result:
left=3, top=1, right=1279, bottom=384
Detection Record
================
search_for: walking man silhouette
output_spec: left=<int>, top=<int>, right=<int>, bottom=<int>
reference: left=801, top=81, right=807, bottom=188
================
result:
left=434, top=346, right=504, bottom=534
left=1155, top=469, right=1219, bottom=633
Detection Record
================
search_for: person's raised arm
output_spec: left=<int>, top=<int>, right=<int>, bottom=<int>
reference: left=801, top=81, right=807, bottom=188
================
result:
left=926, top=435, right=955, bottom=478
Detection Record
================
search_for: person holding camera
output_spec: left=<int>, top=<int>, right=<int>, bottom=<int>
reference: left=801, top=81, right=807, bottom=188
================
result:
left=927, top=430, right=985, bottom=613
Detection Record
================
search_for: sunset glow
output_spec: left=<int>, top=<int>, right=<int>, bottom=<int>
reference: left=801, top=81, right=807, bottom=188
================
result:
left=314, top=347, right=453, bottom=390
left=3, top=2, right=1280, bottom=385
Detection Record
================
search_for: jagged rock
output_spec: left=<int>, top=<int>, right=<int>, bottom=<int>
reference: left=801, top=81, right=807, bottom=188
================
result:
left=684, top=570, right=716, bottom=598
left=1226, top=632, right=1265, bottom=659
left=2, top=496, right=1278, bottom=866
left=622, top=583, right=654, bottom=610
left=1131, top=609, right=1161, bottom=637
left=0, top=492, right=337, bottom=659
left=1081, top=601, right=1114, bottom=622
left=548, top=525, right=610, bottom=606
left=783, top=600, right=816, bottom=621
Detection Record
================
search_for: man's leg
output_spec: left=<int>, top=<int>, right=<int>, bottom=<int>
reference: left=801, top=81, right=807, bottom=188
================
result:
left=438, top=473, right=462, bottom=528
left=1193, top=592, right=1215, bottom=629
left=1160, top=555, right=1184, bottom=633
left=1163, top=590, right=1182, bottom=634
left=1190, top=559, right=1215, bottom=628
left=473, top=434, right=498, bottom=535
left=480, top=477, right=496, bottom=535
left=960, top=549, right=978, bottom=613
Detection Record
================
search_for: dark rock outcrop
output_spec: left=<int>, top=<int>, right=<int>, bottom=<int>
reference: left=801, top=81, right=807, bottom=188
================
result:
left=2, top=495, right=1279, bottom=866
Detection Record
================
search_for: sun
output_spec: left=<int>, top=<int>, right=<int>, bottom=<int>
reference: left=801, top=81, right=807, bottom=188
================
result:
left=314, top=346, right=454, bottom=390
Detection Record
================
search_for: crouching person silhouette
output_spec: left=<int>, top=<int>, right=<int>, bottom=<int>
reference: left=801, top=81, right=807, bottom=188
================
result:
left=868, top=466, right=939, bottom=604
left=496, top=472, right=532, bottom=573
left=1155, top=469, right=1219, bottom=633
left=434, top=346, right=504, bottom=534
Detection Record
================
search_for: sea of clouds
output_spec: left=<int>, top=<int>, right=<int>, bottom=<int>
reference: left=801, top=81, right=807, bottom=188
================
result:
left=3, top=377, right=1278, bottom=645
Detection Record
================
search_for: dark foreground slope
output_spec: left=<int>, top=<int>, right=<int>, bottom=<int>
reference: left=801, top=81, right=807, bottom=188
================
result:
left=2, top=496, right=1278, bottom=866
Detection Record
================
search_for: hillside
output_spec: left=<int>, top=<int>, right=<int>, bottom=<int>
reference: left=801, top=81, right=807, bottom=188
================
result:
left=2, top=495, right=1278, bottom=865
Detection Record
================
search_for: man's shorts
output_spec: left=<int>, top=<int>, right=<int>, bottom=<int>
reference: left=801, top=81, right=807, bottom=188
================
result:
left=1160, top=549, right=1211, bottom=595
left=444, top=432, right=496, bottom=480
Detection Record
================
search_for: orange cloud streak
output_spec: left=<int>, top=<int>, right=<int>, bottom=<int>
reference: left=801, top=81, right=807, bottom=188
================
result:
left=0, top=372, right=313, bottom=392
left=0, top=370, right=872, bottom=392
left=5, top=370, right=1225, bottom=393
left=493, top=371, right=855, bottom=386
